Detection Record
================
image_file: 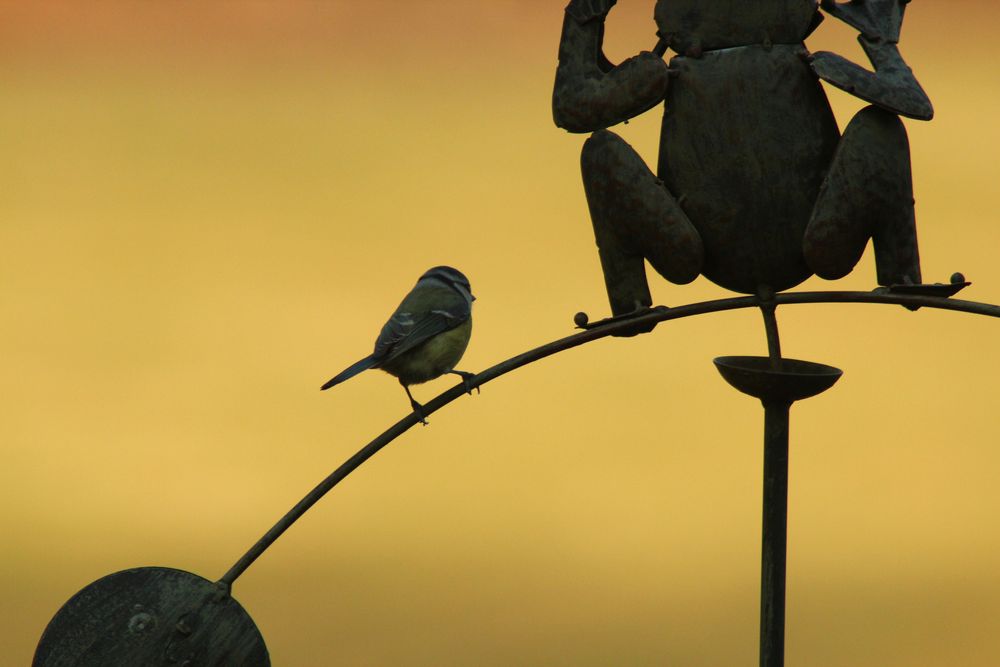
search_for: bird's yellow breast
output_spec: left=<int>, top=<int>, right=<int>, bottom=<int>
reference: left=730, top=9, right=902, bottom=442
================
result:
left=379, top=318, right=472, bottom=385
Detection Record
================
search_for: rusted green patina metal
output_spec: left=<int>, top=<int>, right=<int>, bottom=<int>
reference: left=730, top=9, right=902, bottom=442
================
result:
left=34, top=567, right=267, bottom=666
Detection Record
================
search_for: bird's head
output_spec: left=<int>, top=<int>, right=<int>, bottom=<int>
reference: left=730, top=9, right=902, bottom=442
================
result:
left=420, top=266, right=475, bottom=303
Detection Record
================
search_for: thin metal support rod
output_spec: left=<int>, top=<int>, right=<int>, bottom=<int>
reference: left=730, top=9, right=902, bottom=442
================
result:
left=757, top=287, right=788, bottom=665
left=218, top=290, right=1000, bottom=589
left=758, top=291, right=782, bottom=369
left=218, top=419, right=411, bottom=589
left=761, top=400, right=791, bottom=667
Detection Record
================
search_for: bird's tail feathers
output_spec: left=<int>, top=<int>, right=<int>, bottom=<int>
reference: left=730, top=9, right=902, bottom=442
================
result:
left=320, top=355, right=377, bottom=390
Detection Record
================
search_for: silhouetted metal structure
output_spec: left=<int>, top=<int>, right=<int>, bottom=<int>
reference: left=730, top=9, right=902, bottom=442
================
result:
left=552, top=1, right=956, bottom=665
left=555, top=0, right=931, bottom=316
left=33, top=2, right=998, bottom=665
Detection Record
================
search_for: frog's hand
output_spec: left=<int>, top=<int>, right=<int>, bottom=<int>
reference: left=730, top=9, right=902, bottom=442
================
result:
left=553, top=2, right=669, bottom=133
left=565, top=0, right=619, bottom=25
left=820, top=0, right=905, bottom=43
left=812, top=0, right=932, bottom=120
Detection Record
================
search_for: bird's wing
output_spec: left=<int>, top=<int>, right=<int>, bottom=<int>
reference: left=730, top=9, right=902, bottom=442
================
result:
left=373, top=288, right=470, bottom=363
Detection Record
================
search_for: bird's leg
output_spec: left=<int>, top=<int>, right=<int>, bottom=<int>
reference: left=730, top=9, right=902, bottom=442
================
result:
left=448, top=370, right=479, bottom=395
left=401, top=383, right=429, bottom=425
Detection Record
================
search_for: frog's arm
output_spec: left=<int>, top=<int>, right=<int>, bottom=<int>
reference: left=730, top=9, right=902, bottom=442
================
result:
left=809, top=0, right=932, bottom=120
left=553, top=0, right=670, bottom=133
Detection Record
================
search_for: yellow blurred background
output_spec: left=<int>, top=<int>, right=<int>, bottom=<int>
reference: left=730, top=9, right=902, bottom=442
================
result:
left=2, top=1, right=998, bottom=664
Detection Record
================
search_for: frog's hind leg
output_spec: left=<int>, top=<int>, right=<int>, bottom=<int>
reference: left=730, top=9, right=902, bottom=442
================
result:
left=804, top=105, right=920, bottom=285
left=581, top=129, right=703, bottom=319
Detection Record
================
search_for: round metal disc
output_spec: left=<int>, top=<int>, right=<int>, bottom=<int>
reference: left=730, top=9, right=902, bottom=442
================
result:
left=34, top=566, right=269, bottom=666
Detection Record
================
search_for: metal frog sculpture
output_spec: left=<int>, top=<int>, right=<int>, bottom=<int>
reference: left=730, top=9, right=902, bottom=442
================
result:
left=554, top=0, right=934, bottom=326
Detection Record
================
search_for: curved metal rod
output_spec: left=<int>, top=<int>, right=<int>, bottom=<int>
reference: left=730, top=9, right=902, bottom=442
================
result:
left=218, top=289, right=1000, bottom=588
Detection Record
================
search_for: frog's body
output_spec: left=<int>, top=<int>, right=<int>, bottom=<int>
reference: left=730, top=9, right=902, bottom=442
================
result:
left=554, top=0, right=932, bottom=317
left=660, top=43, right=839, bottom=293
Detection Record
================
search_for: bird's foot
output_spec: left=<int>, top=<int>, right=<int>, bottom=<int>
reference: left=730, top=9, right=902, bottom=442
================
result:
left=449, top=370, right=479, bottom=395
left=409, top=399, right=429, bottom=426
left=403, top=385, right=430, bottom=425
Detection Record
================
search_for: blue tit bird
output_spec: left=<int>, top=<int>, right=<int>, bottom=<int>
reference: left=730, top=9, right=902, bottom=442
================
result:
left=321, top=266, right=476, bottom=424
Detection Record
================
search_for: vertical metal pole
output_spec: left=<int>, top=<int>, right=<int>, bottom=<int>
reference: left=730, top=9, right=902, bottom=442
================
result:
left=759, top=297, right=787, bottom=665
left=718, top=302, right=841, bottom=666
left=760, top=400, right=790, bottom=667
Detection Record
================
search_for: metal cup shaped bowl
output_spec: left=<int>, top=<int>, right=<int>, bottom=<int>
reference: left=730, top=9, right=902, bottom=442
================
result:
left=713, top=356, right=843, bottom=404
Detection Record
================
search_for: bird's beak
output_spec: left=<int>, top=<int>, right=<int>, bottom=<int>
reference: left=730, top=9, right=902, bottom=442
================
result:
left=471, top=294, right=477, bottom=302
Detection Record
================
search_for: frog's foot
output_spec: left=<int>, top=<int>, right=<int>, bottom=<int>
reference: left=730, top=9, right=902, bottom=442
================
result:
left=873, top=274, right=971, bottom=312
left=882, top=273, right=972, bottom=298
left=811, top=0, right=932, bottom=120
left=572, top=306, right=669, bottom=331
